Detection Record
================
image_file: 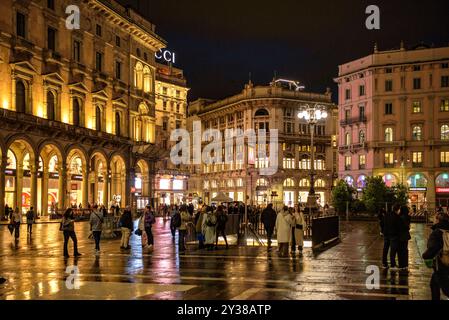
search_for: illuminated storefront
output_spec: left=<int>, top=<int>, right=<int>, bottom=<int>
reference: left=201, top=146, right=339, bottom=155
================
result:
left=383, top=174, right=397, bottom=188
left=436, top=173, right=449, bottom=206
left=407, top=173, right=428, bottom=209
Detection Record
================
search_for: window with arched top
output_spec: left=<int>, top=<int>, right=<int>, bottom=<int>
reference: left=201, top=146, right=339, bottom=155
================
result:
left=412, top=126, right=422, bottom=141
left=134, top=62, right=143, bottom=89
left=143, top=66, right=152, bottom=93
left=47, top=91, right=55, bottom=120
left=385, top=127, right=394, bottom=142
left=16, top=81, right=26, bottom=113
left=115, top=112, right=121, bottom=136
left=299, top=178, right=310, bottom=187
left=95, top=106, right=102, bottom=131
left=255, top=109, right=269, bottom=117
left=345, top=132, right=351, bottom=146
left=72, top=98, right=80, bottom=126
left=441, top=124, right=449, bottom=140
left=359, top=130, right=365, bottom=144
left=315, top=179, right=326, bottom=188
left=256, top=178, right=268, bottom=187
left=283, top=178, right=295, bottom=187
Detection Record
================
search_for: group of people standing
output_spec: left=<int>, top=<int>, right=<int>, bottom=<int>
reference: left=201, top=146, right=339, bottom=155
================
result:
left=5, top=204, right=37, bottom=240
left=261, top=204, right=306, bottom=257
left=379, top=204, right=411, bottom=270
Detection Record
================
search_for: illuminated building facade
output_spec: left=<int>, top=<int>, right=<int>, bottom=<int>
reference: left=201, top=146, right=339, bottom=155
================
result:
left=153, top=62, right=189, bottom=206
left=187, top=80, right=338, bottom=207
left=0, top=0, right=168, bottom=216
left=335, top=44, right=449, bottom=210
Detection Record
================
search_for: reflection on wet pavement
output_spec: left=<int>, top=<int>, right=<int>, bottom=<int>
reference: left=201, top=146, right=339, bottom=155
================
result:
left=0, top=218, right=433, bottom=300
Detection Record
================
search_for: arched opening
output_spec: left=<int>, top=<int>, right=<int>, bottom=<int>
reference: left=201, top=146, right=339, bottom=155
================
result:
left=16, top=81, right=26, bottom=113
left=143, top=66, right=152, bottom=93
left=254, top=109, right=269, bottom=117
left=110, top=155, right=126, bottom=208
left=382, top=173, right=397, bottom=188
left=135, top=159, right=150, bottom=209
left=436, top=173, right=449, bottom=207
left=357, top=175, right=367, bottom=190
left=89, top=152, right=108, bottom=207
left=39, top=144, right=63, bottom=215
left=66, top=149, right=87, bottom=208
left=134, top=62, right=143, bottom=89
left=7, top=139, right=36, bottom=213
left=385, top=127, right=394, bottom=142
left=47, top=91, right=55, bottom=121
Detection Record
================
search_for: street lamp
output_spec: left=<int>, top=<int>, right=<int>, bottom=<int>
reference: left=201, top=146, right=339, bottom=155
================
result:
left=298, top=104, right=328, bottom=214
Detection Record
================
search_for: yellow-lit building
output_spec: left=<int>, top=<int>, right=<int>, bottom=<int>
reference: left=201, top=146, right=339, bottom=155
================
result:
left=153, top=62, right=190, bottom=207
left=0, top=0, right=168, bottom=216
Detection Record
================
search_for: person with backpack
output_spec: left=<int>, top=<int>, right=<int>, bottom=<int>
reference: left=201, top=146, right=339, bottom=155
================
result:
left=143, top=206, right=156, bottom=250
left=202, top=207, right=217, bottom=250
left=119, top=206, right=133, bottom=250
left=423, top=213, right=449, bottom=300
left=89, top=205, right=104, bottom=255
left=26, top=207, right=35, bottom=235
left=178, top=205, right=191, bottom=253
left=62, top=208, right=81, bottom=258
left=261, top=203, right=277, bottom=249
left=215, top=206, right=229, bottom=249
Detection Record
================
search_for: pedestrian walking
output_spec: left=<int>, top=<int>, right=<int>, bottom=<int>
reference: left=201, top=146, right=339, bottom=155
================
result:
left=61, top=208, right=81, bottom=258
left=26, top=207, right=35, bottom=234
left=215, top=206, right=228, bottom=249
left=170, top=205, right=180, bottom=241
left=423, top=213, right=449, bottom=300
left=261, top=203, right=277, bottom=249
left=119, top=206, right=133, bottom=250
left=11, top=207, right=21, bottom=240
left=4, top=204, right=9, bottom=221
left=398, top=205, right=411, bottom=271
left=178, top=205, right=191, bottom=253
left=382, top=204, right=401, bottom=269
left=195, top=206, right=207, bottom=249
left=89, top=205, right=104, bottom=255
left=143, top=206, right=156, bottom=250
left=292, top=207, right=306, bottom=255
left=202, top=207, right=217, bottom=250
left=275, top=206, right=294, bottom=257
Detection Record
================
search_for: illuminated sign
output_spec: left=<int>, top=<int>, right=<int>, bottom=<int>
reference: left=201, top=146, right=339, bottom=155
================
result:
left=5, top=169, right=15, bottom=176
left=155, top=49, right=176, bottom=64
left=437, top=188, right=449, bottom=193
left=409, top=187, right=427, bottom=192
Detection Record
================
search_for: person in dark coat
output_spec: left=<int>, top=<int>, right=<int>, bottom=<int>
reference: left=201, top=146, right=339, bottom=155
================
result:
left=422, top=213, right=449, bottom=300
left=261, top=203, right=277, bottom=249
left=378, top=207, right=386, bottom=236
left=382, top=204, right=401, bottom=269
left=398, top=205, right=411, bottom=270
left=119, top=206, right=133, bottom=250
left=215, top=206, right=229, bottom=249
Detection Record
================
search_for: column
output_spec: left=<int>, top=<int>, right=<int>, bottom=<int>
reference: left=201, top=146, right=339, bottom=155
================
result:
left=125, top=168, right=133, bottom=207
left=41, top=167, right=49, bottom=216
left=427, top=172, right=436, bottom=212
left=30, top=159, right=38, bottom=213
left=0, top=156, right=6, bottom=219
left=102, top=166, right=109, bottom=207
left=58, top=162, right=67, bottom=210
left=16, top=164, right=23, bottom=213
left=82, top=162, right=89, bottom=209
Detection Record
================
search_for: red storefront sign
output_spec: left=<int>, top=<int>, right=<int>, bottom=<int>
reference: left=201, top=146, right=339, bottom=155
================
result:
left=436, top=188, right=449, bottom=193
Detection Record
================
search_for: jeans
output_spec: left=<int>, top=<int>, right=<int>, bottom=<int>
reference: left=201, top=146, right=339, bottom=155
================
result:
left=120, top=228, right=131, bottom=248
left=264, top=227, right=273, bottom=247
left=387, top=239, right=399, bottom=267
left=431, top=272, right=449, bottom=300
left=291, top=227, right=296, bottom=251
left=398, top=241, right=409, bottom=268
left=382, top=238, right=390, bottom=266
left=27, top=223, right=33, bottom=234
left=63, top=231, right=79, bottom=256
left=197, top=232, right=205, bottom=249
left=14, top=223, right=20, bottom=239
left=216, top=228, right=228, bottom=247
left=179, top=229, right=187, bottom=251
left=145, top=227, right=154, bottom=246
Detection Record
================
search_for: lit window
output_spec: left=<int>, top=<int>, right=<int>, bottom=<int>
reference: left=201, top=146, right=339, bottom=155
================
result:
left=412, top=126, right=422, bottom=141
left=412, top=101, right=422, bottom=113
left=283, top=178, right=295, bottom=188
left=442, top=125, right=449, bottom=140
left=385, top=128, right=394, bottom=142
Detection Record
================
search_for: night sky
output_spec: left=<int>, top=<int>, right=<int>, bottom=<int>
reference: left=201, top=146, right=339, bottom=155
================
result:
left=118, top=0, right=449, bottom=102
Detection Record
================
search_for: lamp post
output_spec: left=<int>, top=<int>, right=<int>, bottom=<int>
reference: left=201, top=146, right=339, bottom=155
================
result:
left=298, top=104, right=328, bottom=214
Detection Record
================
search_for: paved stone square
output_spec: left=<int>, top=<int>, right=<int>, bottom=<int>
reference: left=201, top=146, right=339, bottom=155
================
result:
left=0, top=218, right=435, bottom=300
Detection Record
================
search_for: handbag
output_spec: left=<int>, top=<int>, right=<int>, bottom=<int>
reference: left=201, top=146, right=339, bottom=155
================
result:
left=295, top=224, right=303, bottom=230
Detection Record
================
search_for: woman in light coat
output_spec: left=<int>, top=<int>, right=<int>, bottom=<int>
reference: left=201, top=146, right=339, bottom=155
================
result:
left=292, top=208, right=306, bottom=255
left=275, top=206, right=294, bottom=257
left=202, top=208, right=217, bottom=250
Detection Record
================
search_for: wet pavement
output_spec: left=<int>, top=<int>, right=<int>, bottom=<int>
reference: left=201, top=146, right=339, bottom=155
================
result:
left=0, top=218, right=435, bottom=300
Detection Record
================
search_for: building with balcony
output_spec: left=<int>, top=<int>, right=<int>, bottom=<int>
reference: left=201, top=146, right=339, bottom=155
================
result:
left=186, top=80, right=338, bottom=208
left=0, top=0, right=169, bottom=216
left=335, top=43, right=449, bottom=210
left=153, top=62, right=189, bottom=207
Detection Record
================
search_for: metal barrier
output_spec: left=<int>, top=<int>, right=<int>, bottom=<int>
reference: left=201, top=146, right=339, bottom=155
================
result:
left=311, top=215, right=340, bottom=250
